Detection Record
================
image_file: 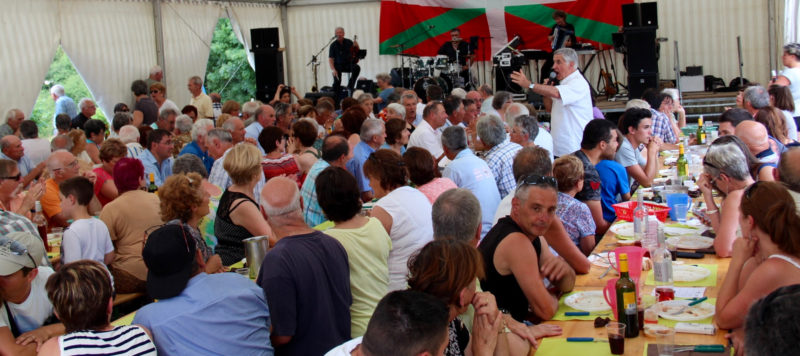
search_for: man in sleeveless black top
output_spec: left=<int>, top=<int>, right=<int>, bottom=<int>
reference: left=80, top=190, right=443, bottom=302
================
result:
left=478, top=175, right=575, bottom=322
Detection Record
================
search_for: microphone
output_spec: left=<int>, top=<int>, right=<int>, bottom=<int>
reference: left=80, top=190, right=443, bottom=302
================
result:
left=547, top=71, right=557, bottom=85
left=331, top=36, right=337, bottom=41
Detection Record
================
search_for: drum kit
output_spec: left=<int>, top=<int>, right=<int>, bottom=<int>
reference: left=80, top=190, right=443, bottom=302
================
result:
left=400, top=53, right=468, bottom=99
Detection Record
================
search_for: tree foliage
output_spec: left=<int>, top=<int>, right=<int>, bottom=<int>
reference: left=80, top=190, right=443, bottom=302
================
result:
left=32, top=48, right=107, bottom=137
left=205, top=18, right=256, bottom=104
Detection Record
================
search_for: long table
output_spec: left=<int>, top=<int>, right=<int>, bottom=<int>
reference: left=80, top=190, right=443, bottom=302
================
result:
left=535, top=228, right=731, bottom=355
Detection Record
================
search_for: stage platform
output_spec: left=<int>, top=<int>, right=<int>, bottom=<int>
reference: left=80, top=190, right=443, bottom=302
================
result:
left=595, top=91, right=738, bottom=122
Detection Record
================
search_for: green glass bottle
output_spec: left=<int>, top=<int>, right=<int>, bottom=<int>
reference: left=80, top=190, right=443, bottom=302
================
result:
left=147, top=172, right=158, bottom=193
left=616, top=253, right=639, bottom=337
left=696, top=116, right=705, bottom=145
left=677, top=143, right=688, bottom=178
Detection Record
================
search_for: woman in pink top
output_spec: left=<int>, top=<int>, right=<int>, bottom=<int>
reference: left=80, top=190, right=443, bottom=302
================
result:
left=92, top=139, right=127, bottom=206
left=404, top=147, right=457, bottom=204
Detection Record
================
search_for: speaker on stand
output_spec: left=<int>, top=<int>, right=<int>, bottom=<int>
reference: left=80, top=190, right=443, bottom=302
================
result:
left=620, top=2, right=659, bottom=99
left=251, top=28, right=284, bottom=103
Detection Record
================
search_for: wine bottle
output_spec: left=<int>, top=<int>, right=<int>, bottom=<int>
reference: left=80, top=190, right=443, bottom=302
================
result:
left=677, top=143, right=688, bottom=178
left=696, top=116, right=705, bottom=145
left=147, top=172, right=158, bottom=193
left=32, top=201, right=48, bottom=249
left=616, top=253, right=639, bottom=337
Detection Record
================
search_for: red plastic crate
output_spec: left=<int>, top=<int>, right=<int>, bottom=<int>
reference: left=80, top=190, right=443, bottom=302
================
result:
left=613, top=201, right=671, bottom=222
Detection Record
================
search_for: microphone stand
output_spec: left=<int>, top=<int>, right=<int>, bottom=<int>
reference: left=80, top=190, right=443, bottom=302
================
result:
left=308, top=37, right=337, bottom=92
left=392, top=29, right=434, bottom=88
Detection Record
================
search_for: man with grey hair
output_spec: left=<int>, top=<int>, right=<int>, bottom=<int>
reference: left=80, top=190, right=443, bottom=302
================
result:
left=488, top=91, right=513, bottom=120
left=329, top=26, right=361, bottom=99
left=401, top=91, right=423, bottom=127
left=477, top=84, right=494, bottom=113
left=110, top=112, right=133, bottom=138
left=118, top=125, right=144, bottom=159
left=408, top=101, right=448, bottom=161
left=506, top=102, right=553, bottom=161
left=441, top=125, right=500, bottom=240
left=207, top=129, right=265, bottom=204
left=145, top=65, right=163, bottom=88
left=373, top=72, right=395, bottom=111
left=346, top=118, right=385, bottom=202
left=432, top=188, right=483, bottom=245
left=775, top=147, right=800, bottom=214
left=155, top=108, right=178, bottom=133
left=257, top=176, right=351, bottom=355
left=742, top=85, right=770, bottom=116
left=511, top=47, right=592, bottom=157
left=187, top=75, right=213, bottom=119
left=175, top=114, right=194, bottom=136
left=50, top=84, right=78, bottom=128
left=179, top=118, right=215, bottom=173
left=50, top=134, right=74, bottom=153
left=477, top=115, right=522, bottom=198
left=241, top=100, right=262, bottom=126
left=221, top=117, right=246, bottom=144
left=1, top=135, right=46, bottom=188
left=0, top=109, right=24, bottom=137
left=71, top=98, right=96, bottom=130
left=302, top=135, right=353, bottom=227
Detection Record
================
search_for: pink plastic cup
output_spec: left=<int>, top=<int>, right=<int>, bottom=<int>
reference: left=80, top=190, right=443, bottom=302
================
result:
left=603, top=278, right=641, bottom=320
left=608, top=246, right=645, bottom=281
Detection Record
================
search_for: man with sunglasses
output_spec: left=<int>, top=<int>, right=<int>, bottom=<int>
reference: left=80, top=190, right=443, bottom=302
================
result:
left=1, top=136, right=45, bottom=190
left=0, top=238, right=63, bottom=355
left=479, top=173, right=576, bottom=323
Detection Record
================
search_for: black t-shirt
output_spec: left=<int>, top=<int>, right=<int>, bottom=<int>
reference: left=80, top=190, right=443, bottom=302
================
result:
left=573, top=150, right=602, bottom=202
left=437, top=40, right=472, bottom=65
left=257, top=230, right=352, bottom=356
left=71, top=113, right=90, bottom=130
left=550, top=23, right=576, bottom=50
left=329, top=39, right=354, bottom=66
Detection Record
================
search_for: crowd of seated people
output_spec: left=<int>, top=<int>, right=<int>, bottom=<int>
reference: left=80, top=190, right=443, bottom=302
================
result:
left=0, top=43, right=800, bottom=355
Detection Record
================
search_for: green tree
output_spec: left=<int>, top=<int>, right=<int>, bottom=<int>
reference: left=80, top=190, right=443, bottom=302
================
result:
left=32, top=47, right=107, bottom=137
left=205, top=18, right=256, bottom=104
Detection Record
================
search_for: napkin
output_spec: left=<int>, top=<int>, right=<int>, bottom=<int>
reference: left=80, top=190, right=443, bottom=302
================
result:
left=536, top=338, right=611, bottom=356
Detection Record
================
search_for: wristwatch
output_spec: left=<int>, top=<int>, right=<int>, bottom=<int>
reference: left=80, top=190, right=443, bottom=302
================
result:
left=528, top=83, right=535, bottom=90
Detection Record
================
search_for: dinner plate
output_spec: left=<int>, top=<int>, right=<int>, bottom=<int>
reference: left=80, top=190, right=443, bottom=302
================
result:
left=589, top=252, right=615, bottom=268
left=666, top=235, right=714, bottom=250
left=564, top=291, right=611, bottom=312
left=664, top=226, right=700, bottom=236
left=657, top=300, right=715, bottom=321
left=672, top=264, right=711, bottom=282
left=609, top=222, right=635, bottom=239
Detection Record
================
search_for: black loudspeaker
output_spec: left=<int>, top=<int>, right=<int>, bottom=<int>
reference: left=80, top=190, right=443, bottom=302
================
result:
left=622, top=2, right=658, bottom=29
left=390, top=67, right=413, bottom=88
left=251, top=28, right=284, bottom=103
left=623, top=29, right=658, bottom=74
left=628, top=73, right=659, bottom=99
left=639, top=2, right=658, bottom=28
left=494, top=65, right=523, bottom=94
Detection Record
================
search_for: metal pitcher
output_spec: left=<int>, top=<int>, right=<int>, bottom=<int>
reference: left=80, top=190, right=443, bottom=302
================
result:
left=243, top=235, right=270, bottom=280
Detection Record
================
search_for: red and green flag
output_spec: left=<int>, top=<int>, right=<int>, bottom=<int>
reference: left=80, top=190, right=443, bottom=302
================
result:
left=379, top=0, right=634, bottom=60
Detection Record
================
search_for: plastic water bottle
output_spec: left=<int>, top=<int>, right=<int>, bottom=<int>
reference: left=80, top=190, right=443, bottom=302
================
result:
left=633, top=194, right=647, bottom=242
left=652, top=225, right=673, bottom=287
left=643, top=212, right=660, bottom=251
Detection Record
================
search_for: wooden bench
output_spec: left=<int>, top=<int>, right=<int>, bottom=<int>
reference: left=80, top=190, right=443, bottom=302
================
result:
left=113, top=292, right=145, bottom=307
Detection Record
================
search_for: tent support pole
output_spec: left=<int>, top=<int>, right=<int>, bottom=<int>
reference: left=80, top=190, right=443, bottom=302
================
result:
left=153, top=0, right=166, bottom=85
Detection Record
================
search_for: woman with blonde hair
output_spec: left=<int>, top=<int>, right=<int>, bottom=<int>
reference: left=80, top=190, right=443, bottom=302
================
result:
left=159, top=173, right=224, bottom=274
left=214, top=143, right=274, bottom=265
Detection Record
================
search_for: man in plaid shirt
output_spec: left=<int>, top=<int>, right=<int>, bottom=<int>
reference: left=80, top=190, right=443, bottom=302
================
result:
left=0, top=210, right=38, bottom=237
left=477, top=115, right=522, bottom=198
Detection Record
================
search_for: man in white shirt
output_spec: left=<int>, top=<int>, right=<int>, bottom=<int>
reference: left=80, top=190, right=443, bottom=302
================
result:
left=187, top=76, right=214, bottom=120
left=511, top=47, right=592, bottom=157
left=408, top=101, right=447, bottom=161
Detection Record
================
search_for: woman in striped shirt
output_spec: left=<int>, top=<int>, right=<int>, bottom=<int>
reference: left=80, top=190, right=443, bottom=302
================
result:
left=38, top=260, right=156, bottom=356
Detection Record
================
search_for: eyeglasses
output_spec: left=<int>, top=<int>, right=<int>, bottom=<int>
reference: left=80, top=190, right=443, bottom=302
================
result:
left=0, top=174, right=21, bottom=181
left=518, top=174, right=558, bottom=189
left=0, top=237, right=37, bottom=268
left=702, top=157, right=718, bottom=170
left=53, top=160, right=78, bottom=172
left=150, top=90, right=160, bottom=94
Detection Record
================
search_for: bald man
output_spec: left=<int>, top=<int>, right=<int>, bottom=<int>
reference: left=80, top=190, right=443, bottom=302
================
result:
left=42, top=151, right=99, bottom=227
left=256, top=177, right=351, bottom=355
left=1, top=135, right=45, bottom=188
left=736, top=121, right=779, bottom=165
